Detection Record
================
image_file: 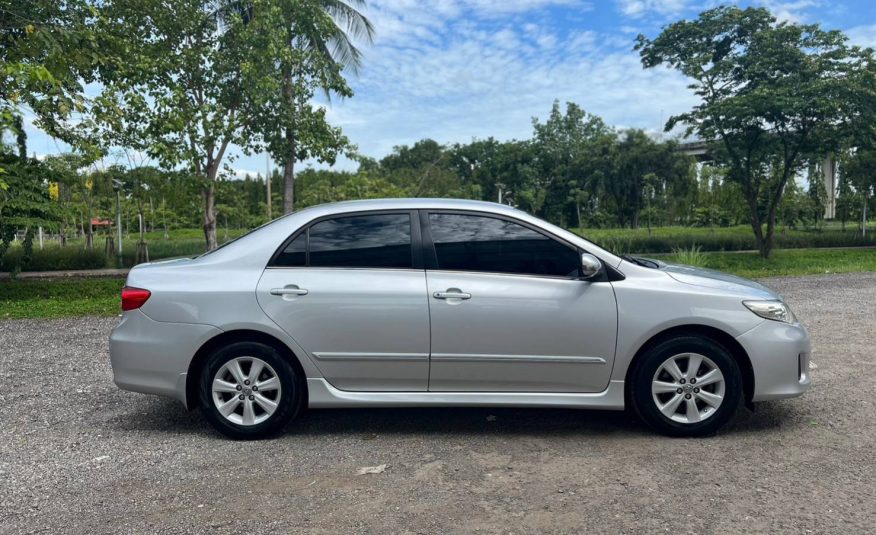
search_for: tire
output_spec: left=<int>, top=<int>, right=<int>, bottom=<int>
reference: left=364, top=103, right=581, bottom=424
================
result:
left=199, top=341, right=303, bottom=440
left=631, top=335, right=742, bottom=437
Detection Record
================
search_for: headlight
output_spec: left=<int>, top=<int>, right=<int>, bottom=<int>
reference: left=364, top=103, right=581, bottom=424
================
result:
left=743, top=300, right=797, bottom=324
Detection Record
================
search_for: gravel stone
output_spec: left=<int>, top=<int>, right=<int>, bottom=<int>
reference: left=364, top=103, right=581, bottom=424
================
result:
left=0, top=272, right=874, bottom=533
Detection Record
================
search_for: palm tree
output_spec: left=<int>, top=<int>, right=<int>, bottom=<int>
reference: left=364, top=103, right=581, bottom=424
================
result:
left=279, top=0, right=373, bottom=213
left=218, top=0, right=374, bottom=213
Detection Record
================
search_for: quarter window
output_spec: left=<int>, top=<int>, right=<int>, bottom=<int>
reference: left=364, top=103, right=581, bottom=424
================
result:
left=273, top=213, right=413, bottom=269
left=428, top=213, right=579, bottom=277
left=275, top=233, right=306, bottom=266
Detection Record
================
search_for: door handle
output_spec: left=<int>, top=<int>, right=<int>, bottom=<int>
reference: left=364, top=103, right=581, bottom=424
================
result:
left=433, top=290, right=471, bottom=300
left=270, top=286, right=309, bottom=296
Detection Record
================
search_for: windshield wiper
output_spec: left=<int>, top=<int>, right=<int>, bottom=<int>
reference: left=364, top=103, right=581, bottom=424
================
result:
left=621, top=255, right=659, bottom=269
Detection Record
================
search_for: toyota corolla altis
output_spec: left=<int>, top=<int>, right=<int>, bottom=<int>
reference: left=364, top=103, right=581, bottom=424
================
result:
left=110, top=199, right=810, bottom=439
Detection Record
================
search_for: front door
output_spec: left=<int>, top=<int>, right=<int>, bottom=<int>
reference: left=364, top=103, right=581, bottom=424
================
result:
left=424, top=212, right=617, bottom=393
left=257, top=212, right=430, bottom=391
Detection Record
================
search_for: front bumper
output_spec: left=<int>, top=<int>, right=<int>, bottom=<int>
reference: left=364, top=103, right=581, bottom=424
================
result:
left=109, top=310, right=222, bottom=408
left=736, top=319, right=812, bottom=402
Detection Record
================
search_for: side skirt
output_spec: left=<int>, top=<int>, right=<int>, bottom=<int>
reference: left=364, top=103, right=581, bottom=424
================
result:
left=306, top=378, right=626, bottom=410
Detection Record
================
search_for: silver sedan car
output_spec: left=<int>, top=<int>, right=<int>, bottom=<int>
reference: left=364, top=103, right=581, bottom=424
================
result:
left=110, top=198, right=810, bottom=439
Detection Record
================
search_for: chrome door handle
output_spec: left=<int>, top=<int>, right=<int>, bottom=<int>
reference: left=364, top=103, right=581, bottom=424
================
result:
left=270, top=287, right=309, bottom=296
left=433, top=291, right=471, bottom=300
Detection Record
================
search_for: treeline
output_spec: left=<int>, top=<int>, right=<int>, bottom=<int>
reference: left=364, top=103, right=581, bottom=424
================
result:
left=6, top=99, right=866, bottom=245
left=2, top=2, right=875, bottom=266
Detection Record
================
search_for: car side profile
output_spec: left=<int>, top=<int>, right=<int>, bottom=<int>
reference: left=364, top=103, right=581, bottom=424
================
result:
left=109, top=198, right=811, bottom=439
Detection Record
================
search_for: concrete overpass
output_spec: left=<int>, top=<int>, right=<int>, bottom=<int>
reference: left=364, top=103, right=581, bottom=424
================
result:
left=677, top=140, right=837, bottom=219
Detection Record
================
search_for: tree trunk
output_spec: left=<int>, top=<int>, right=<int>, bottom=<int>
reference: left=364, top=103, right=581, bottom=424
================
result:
left=281, top=73, right=296, bottom=214
left=203, top=182, right=217, bottom=251
left=266, top=169, right=272, bottom=220
left=85, top=202, right=94, bottom=251
left=283, top=139, right=295, bottom=214
left=745, top=198, right=767, bottom=258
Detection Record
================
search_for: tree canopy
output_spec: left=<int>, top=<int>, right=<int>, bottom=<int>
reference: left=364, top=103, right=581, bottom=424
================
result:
left=636, top=5, right=876, bottom=257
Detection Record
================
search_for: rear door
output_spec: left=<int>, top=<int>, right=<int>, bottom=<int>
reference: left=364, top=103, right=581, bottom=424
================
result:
left=257, top=211, right=430, bottom=391
left=423, top=211, right=618, bottom=393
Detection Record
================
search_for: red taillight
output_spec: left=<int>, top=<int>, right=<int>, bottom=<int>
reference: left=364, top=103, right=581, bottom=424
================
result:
left=121, top=286, right=151, bottom=311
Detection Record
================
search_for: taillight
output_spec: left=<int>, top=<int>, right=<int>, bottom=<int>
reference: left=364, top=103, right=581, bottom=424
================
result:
left=121, top=286, right=151, bottom=311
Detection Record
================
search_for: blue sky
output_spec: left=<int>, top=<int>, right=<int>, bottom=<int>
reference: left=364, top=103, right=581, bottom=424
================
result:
left=22, top=0, right=876, bottom=176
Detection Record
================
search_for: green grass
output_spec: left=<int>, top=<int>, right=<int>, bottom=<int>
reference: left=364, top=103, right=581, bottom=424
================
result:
left=577, top=223, right=876, bottom=254
left=1, top=248, right=874, bottom=319
left=0, top=278, right=123, bottom=319
left=662, top=247, right=876, bottom=279
left=671, top=245, right=708, bottom=268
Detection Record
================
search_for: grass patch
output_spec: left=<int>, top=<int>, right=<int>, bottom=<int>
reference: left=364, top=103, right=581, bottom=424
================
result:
left=671, top=245, right=708, bottom=268
left=661, top=247, right=876, bottom=279
left=0, top=278, right=123, bottom=319
left=578, top=224, right=876, bottom=254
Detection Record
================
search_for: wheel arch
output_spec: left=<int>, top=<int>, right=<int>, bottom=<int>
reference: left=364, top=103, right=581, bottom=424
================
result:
left=624, top=324, right=755, bottom=406
left=186, top=329, right=308, bottom=410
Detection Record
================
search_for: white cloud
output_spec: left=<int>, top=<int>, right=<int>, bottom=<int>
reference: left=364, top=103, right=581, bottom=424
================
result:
left=614, top=0, right=693, bottom=19
left=757, top=0, right=821, bottom=23
left=845, top=24, right=876, bottom=48
left=231, top=168, right=261, bottom=180
left=324, top=4, right=698, bottom=165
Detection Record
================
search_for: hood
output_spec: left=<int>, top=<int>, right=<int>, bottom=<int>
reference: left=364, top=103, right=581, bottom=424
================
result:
left=661, top=263, right=779, bottom=300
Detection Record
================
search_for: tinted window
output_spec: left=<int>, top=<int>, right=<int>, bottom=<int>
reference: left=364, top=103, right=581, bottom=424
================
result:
left=308, top=214, right=412, bottom=268
left=429, top=213, right=579, bottom=277
left=274, top=233, right=306, bottom=267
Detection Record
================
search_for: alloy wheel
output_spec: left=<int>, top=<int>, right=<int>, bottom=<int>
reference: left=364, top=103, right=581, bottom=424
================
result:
left=651, top=352, right=726, bottom=424
left=211, top=356, right=282, bottom=426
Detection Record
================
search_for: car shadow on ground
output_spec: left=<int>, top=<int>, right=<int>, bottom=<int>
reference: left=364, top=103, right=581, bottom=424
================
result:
left=109, top=394, right=808, bottom=439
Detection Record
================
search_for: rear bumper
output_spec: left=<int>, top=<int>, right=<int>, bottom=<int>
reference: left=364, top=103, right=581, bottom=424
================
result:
left=109, top=310, right=222, bottom=408
left=736, top=320, right=812, bottom=402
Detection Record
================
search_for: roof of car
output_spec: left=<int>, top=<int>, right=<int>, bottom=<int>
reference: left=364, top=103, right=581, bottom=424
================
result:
left=299, top=198, right=524, bottom=217
left=314, top=197, right=514, bottom=209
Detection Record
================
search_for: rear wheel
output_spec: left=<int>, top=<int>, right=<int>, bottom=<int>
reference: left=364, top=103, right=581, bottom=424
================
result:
left=199, top=341, right=303, bottom=440
left=631, top=336, right=742, bottom=437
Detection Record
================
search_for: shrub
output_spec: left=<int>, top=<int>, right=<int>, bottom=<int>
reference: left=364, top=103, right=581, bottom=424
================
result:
left=1, top=246, right=109, bottom=272
left=671, top=245, right=708, bottom=267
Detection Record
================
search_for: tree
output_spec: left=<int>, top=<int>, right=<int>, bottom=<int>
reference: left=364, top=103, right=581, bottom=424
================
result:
left=449, top=138, right=534, bottom=207
left=0, top=153, right=61, bottom=273
left=602, top=130, right=693, bottom=229
left=0, top=0, right=99, bottom=149
left=0, top=0, right=98, bottom=265
left=636, top=6, right=873, bottom=257
left=839, top=146, right=876, bottom=235
left=89, top=0, right=367, bottom=250
left=43, top=153, right=104, bottom=250
left=529, top=101, right=614, bottom=226
left=230, top=0, right=374, bottom=213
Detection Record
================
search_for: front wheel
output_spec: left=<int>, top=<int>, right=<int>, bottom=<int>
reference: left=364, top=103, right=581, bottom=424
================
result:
left=631, top=336, right=742, bottom=437
left=199, top=341, right=303, bottom=440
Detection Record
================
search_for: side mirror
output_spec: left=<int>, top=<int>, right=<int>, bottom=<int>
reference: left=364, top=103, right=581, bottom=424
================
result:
left=580, top=253, right=603, bottom=280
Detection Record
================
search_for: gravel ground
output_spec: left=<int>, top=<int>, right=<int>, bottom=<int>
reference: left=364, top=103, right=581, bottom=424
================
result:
left=1, top=272, right=874, bottom=534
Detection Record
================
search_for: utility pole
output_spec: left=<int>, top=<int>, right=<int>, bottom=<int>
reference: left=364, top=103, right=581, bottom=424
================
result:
left=266, top=153, right=272, bottom=220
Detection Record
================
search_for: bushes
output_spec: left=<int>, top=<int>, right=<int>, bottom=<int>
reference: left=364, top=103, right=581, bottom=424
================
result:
left=0, top=231, right=236, bottom=273
left=1, top=247, right=109, bottom=272
left=672, top=245, right=708, bottom=267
